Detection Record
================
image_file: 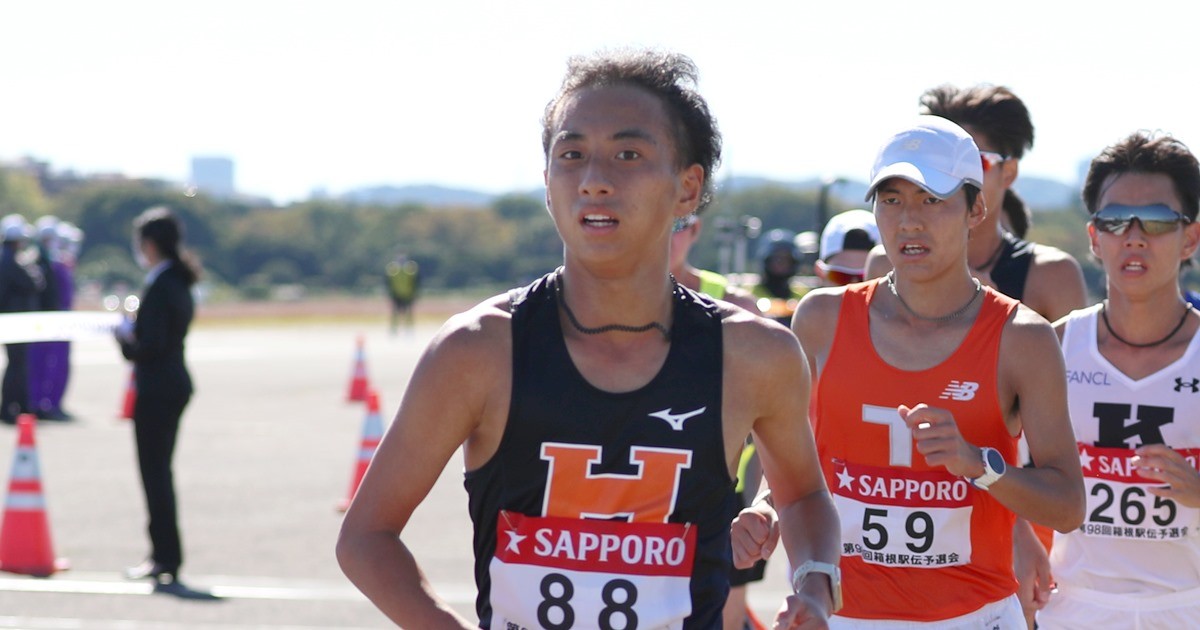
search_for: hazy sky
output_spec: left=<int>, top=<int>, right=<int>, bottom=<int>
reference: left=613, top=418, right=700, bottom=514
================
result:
left=2, top=1, right=1195, bottom=204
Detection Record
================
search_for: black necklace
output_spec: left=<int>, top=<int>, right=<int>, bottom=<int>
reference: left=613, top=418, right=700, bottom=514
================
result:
left=886, top=271, right=983, bottom=323
left=555, top=270, right=673, bottom=341
left=1101, top=300, right=1194, bottom=348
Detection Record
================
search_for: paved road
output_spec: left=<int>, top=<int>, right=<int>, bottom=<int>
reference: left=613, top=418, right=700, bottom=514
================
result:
left=0, top=316, right=792, bottom=628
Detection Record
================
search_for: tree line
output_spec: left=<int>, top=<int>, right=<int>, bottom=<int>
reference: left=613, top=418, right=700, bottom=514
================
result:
left=0, top=166, right=1136, bottom=302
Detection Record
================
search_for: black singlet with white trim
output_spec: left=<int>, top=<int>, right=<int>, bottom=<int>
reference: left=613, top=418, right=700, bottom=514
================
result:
left=990, top=231, right=1035, bottom=301
left=464, top=271, right=736, bottom=628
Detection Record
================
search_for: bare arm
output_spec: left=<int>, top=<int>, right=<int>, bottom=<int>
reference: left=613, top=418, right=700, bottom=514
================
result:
left=994, top=308, right=1085, bottom=530
left=336, top=300, right=510, bottom=628
left=726, top=312, right=839, bottom=623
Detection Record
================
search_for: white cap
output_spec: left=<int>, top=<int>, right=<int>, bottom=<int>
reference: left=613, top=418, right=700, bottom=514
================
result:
left=1, top=214, right=32, bottom=242
left=820, top=209, right=879, bottom=261
left=865, top=115, right=983, bottom=201
left=35, top=215, right=59, bottom=241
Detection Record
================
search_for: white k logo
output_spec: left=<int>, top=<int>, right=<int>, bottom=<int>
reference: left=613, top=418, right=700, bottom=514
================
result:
left=649, top=407, right=707, bottom=431
left=939, top=380, right=979, bottom=401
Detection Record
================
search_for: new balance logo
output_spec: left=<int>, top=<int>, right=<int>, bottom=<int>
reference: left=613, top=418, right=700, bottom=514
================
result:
left=649, top=407, right=706, bottom=431
left=938, top=381, right=979, bottom=401
left=1175, top=378, right=1200, bottom=393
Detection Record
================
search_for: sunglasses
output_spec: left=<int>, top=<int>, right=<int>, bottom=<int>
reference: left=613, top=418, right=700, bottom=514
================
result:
left=980, top=151, right=1008, bottom=173
left=1091, top=203, right=1192, bottom=236
left=672, top=214, right=698, bottom=234
left=816, top=259, right=864, bottom=286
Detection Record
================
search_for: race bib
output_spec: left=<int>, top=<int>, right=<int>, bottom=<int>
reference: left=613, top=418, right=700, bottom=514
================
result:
left=489, top=511, right=696, bottom=630
left=1078, top=443, right=1200, bottom=541
left=831, top=459, right=974, bottom=568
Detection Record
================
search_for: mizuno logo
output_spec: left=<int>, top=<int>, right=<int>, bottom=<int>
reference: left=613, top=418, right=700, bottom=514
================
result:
left=938, top=380, right=979, bottom=401
left=649, top=407, right=706, bottom=431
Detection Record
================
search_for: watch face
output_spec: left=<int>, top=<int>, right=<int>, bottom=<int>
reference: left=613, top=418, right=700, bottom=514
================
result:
left=985, top=448, right=1006, bottom=474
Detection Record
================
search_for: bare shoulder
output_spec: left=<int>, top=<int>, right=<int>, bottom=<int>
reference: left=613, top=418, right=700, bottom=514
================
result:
left=422, top=293, right=513, bottom=373
left=1031, top=242, right=1081, bottom=267
left=719, top=284, right=761, bottom=314
left=718, top=301, right=807, bottom=381
left=792, top=285, right=850, bottom=348
left=1025, top=242, right=1089, bottom=320
left=1001, top=302, right=1060, bottom=353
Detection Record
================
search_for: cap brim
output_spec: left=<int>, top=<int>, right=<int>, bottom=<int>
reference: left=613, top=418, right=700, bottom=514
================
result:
left=865, top=163, right=979, bottom=201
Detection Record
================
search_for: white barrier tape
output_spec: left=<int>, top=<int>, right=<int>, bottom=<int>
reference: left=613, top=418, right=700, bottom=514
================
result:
left=0, top=312, right=123, bottom=344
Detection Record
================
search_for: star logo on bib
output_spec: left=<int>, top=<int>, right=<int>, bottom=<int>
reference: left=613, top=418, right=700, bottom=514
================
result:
left=504, top=530, right=526, bottom=554
left=1078, top=446, right=1094, bottom=471
left=836, top=466, right=855, bottom=490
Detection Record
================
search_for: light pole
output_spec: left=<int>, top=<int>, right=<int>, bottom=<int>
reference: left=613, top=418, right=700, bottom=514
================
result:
left=816, top=176, right=846, bottom=233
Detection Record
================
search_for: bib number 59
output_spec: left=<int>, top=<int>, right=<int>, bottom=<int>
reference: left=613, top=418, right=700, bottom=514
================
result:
left=863, top=507, right=935, bottom=553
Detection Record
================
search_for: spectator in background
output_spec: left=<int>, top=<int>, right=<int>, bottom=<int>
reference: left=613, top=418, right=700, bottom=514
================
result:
left=0, top=215, right=44, bottom=424
left=116, top=206, right=201, bottom=591
left=750, top=228, right=811, bottom=324
left=27, top=216, right=73, bottom=421
left=815, top=209, right=879, bottom=287
left=385, top=253, right=419, bottom=334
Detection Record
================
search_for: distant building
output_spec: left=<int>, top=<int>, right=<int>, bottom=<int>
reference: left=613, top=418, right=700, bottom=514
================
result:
left=190, top=156, right=235, bottom=198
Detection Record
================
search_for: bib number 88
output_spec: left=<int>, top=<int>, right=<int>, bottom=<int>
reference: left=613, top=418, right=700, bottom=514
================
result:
left=538, top=573, right=639, bottom=630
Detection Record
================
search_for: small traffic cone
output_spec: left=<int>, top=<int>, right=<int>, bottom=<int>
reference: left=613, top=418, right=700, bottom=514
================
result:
left=0, top=414, right=69, bottom=576
left=119, top=369, right=136, bottom=420
left=345, top=336, right=370, bottom=403
left=337, top=390, right=384, bottom=512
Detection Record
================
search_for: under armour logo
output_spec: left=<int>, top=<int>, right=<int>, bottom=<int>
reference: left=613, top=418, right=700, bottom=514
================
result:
left=648, top=407, right=706, bottom=431
left=1176, top=378, right=1200, bottom=393
left=938, top=380, right=979, bottom=401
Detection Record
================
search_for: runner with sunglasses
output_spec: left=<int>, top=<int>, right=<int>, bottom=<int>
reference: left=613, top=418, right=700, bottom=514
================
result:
left=1037, top=131, right=1200, bottom=628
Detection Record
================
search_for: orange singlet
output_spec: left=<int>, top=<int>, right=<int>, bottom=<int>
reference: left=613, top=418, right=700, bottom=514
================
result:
left=814, top=281, right=1019, bottom=621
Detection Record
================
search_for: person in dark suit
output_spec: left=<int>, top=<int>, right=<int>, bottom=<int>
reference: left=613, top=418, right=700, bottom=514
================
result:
left=115, top=206, right=200, bottom=588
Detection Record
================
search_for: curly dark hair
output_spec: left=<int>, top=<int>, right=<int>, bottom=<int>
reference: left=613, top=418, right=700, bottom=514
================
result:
left=541, top=49, right=722, bottom=212
left=1081, top=131, right=1200, bottom=221
left=919, top=84, right=1034, bottom=160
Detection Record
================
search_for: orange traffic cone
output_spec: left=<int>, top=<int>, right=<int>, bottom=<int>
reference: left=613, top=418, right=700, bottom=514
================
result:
left=0, top=414, right=69, bottom=576
left=119, top=369, right=136, bottom=420
left=337, top=390, right=384, bottom=512
left=345, top=336, right=370, bottom=403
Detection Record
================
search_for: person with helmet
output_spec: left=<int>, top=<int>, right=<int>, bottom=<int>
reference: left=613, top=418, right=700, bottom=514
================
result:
left=0, top=214, right=45, bottom=423
left=751, top=228, right=811, bottom=324
left=27, top=215, right=75, bottom=421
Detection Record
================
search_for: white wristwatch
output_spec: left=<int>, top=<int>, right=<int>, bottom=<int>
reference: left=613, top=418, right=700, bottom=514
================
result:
left=969, top=446, right=1007, bottom=491
left=791, top=560, right=843, bottom=613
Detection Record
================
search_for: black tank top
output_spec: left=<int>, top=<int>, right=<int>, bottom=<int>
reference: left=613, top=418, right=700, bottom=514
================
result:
left=989, top=231, right=1035, bottom=301
left=465, top=271, right=737, bottom=629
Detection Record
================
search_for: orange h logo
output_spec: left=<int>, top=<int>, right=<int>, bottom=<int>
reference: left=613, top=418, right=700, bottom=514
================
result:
left=540, top=442, right=692, bottom=523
